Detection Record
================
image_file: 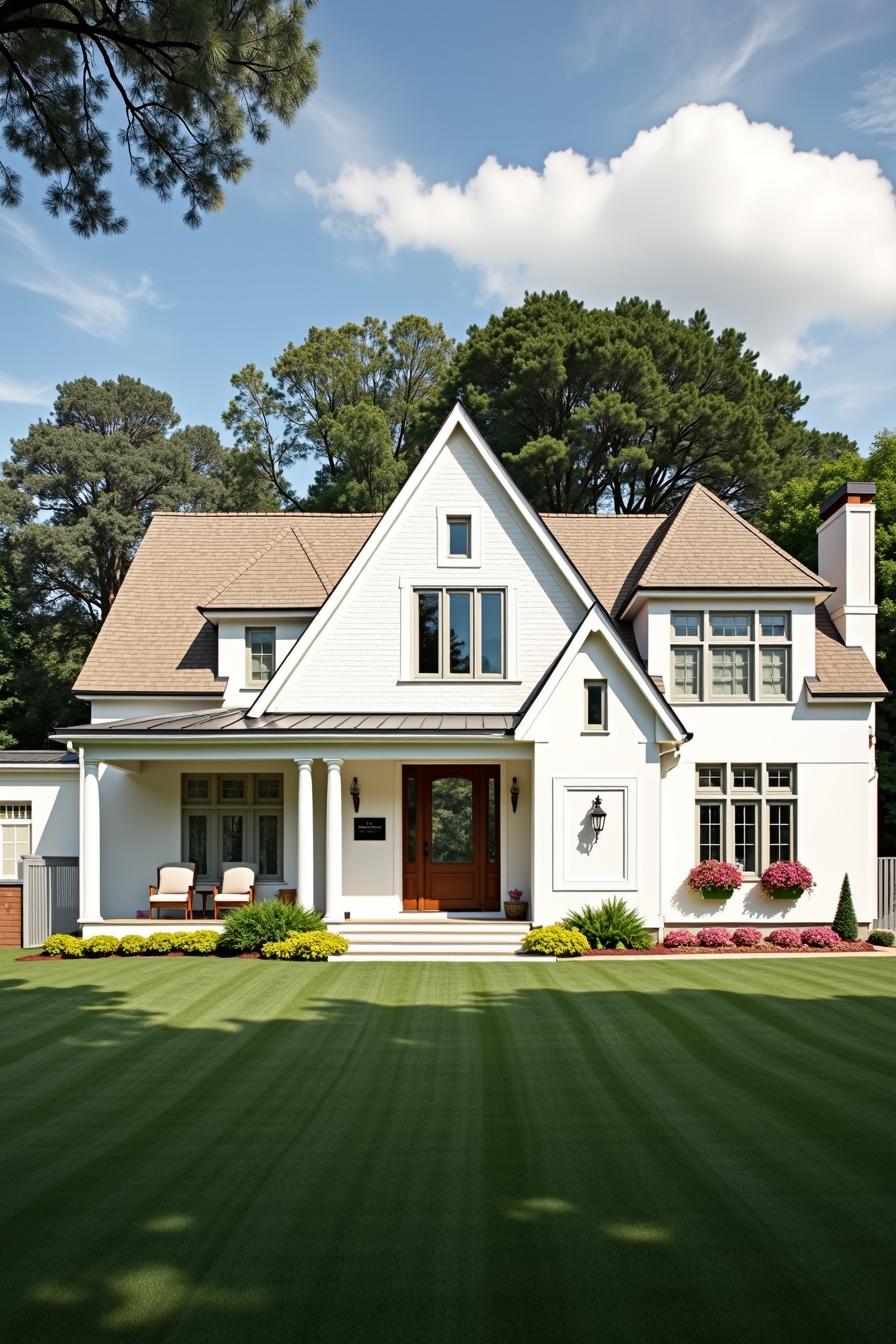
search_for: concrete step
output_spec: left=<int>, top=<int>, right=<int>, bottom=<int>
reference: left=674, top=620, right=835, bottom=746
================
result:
left=329, top=916, right=532, bottom=961
left=339, top=951, right=549, bottom=962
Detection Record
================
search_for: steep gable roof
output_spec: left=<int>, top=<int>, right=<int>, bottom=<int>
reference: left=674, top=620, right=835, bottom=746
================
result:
left=248, top=403, right=597, bottom=717
left=618, top=484, right=829, bottom=609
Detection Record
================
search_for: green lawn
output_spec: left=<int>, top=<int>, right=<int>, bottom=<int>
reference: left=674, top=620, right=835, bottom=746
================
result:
left=1, top=952, right=894, bottom=1344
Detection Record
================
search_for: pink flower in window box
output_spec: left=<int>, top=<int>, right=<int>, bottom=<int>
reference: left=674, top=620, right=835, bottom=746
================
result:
left=761, top=861, right=815, bottom=899
left=687, top=860, right=743, bottom=899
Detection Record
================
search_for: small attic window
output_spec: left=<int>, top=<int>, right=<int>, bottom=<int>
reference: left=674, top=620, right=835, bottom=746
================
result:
left=448, top=516, right=471, bottom=558
left=246, top=627, right=275, bottom=686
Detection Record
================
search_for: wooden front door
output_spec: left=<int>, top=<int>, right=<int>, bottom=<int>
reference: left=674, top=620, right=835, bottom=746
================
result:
left=402, top=765, right=500, bottom=911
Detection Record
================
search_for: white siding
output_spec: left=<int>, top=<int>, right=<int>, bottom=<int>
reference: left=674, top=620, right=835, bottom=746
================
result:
left=0, top=770, right=79, bottom=872
left=267, top=428, right=585, bottom=713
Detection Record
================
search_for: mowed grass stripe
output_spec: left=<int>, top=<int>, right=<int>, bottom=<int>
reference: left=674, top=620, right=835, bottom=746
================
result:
left=0, top=953, right=894, bottom=1344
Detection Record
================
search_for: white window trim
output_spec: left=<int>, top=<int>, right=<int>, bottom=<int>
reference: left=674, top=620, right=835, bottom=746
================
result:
left=0, top=803, right=32, bottom=880
left=181, top=772, right=283, bottom=882
left=695, top=761, right=797, bottom=873
left=436, top=505, right=481, bottom=568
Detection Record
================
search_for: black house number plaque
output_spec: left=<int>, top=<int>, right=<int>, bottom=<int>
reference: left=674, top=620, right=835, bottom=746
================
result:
left=354, top=817, right=386, bottom=841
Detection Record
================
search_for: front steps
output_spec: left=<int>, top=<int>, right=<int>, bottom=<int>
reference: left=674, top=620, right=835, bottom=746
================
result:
left=330, top=915, right=535, bottom=961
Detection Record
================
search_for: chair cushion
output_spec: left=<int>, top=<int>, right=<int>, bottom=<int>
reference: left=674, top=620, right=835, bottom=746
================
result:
left=220, top=865, right=255, bottom=896
left=151, top=891, right=189, bottom=903
left=158, top=862, right=195, bottom=895
left=216, top=893, right=251, bottom=904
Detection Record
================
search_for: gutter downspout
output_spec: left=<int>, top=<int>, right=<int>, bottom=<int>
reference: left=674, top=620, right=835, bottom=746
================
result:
left=657, top=734, right=691, bottom=941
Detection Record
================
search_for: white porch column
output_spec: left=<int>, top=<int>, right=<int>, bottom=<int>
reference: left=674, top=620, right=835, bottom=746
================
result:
left=81, top=760, right=102, bottom=922
left=324, top=757, right=343, bottom=922
left=296, top=758, right=314, bottom=911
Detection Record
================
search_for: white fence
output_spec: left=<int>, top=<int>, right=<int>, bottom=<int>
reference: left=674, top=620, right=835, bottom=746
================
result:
left=878, top=858, right=896, bottom=931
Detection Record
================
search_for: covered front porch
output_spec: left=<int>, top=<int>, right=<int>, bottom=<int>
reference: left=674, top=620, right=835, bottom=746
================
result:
left=73, top=726, right=534, bottom=933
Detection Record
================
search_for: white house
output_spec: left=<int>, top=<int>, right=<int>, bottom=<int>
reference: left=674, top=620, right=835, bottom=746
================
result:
left=0, top=404, right=886, bottom=950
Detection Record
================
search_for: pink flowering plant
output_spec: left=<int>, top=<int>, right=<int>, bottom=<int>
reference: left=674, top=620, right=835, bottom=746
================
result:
left=663, top=929, right=697, bottom=948
left=801, top=926, right=840, bottom=948
left=761, top=861, right=815, bottom=898
left=731, top=927, right=763, bottom=947
left=688, top=860, right=743, bottom=897
left=767, top=927, right=802, bottom=948
left=697, top=926, right=732, bottom=947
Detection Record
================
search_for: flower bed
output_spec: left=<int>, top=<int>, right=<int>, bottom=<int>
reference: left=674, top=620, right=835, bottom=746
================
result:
left=581, top=941, right=877, bottom=956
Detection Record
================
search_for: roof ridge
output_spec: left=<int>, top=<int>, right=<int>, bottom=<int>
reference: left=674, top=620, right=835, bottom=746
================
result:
left=199, top=523, right=302, bottom=608
left=150, top=510, right=384, bottom=519
left=288, top=522, right=333, bottom=595
left=692, top=484, right=828, bottom=587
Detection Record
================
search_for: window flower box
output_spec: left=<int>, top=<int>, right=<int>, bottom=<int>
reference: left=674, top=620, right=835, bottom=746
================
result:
left=761, top=861, right=814, bottom=900
left=688, top=860, right=743, bottom=901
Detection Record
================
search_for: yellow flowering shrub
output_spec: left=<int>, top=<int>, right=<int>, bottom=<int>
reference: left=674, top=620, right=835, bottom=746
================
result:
left=261, top=930, right=349, bottom=961
left=521, top=924, right=589, bottom=957
left=42, top=933, right=83, bottom=958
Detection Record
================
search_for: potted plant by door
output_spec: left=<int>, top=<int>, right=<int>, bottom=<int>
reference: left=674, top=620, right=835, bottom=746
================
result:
left=504, top=888, right=529, bottom=920
left=761, top=861, right=815, bottom=901
left=687, top=860, right=743, bottom=901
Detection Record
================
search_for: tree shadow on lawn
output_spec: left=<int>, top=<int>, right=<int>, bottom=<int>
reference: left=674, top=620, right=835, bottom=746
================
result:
left=0, top=961, right=894, bottom=1344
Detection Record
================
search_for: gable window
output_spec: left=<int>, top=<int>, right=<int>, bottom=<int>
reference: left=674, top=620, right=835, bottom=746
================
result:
left=246, top=627, right=275, bottom=687
left=447, top=516, right=471, bottom=558
left=695, top=762, right=795, bottom=873
left=670, top=608, right=792, bottom=703
left=414, top=588, right=505, bottom=679
left=584, top=680, right=607, bottom=732
left=181, top=774, right=282, bottom=882
left=1, top=802, right=31, bottom=879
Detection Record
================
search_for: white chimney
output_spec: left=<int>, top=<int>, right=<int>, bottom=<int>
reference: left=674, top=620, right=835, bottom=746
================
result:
left=817, top=481, right=877, bottom=663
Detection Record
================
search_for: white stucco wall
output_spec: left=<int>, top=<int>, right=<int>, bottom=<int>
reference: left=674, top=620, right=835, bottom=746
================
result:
left=217, top=617, right=311, bottom=707
left=0, top=768, right=79, bottom=876
left=268, top=428, right=586, bottom=713
left=89, top=698, right=223, bottom=724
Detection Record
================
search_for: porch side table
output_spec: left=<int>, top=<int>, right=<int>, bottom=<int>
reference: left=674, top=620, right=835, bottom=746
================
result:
left=194, top=886, right=216, bottom=919
left=278, top=888, right=297, bottom=905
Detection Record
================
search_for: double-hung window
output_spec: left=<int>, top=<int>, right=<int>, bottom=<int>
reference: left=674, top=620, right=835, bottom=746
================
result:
left=414, top=588, right=505, bottom=679
left=671, top=609, right=792, bottom=702
left=246, top=627, right=276, bottom=687
left=0, top=803, right=31, bottom=879
left=695, top=763, right=796, bottom=872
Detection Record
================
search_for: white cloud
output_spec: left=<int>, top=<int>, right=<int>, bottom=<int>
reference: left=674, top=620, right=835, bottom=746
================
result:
left=0, top=216, right=170, bottom=339
left=844, top=65, right=896, bottom=141
left=0, top=373, right=52, bottom=405
left=296, top=102, right=896, bottom=370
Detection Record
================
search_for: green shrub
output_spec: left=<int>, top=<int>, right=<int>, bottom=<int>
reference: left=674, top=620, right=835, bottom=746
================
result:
left=83, top=935, right=120, bottom=957
left=219, top=899, right=323, bottom=953
left=119, top=934, right=148, bottom=956
left=521, top=924, right=589, bottom=957
left=563, top=897, right=653, bottom=950
left=260, top=930, right=349, bottom=961
left=42, top=933, right=83, bottom=958
left=144, top=931, right=179, bottom=955
left=868, top=928, right=895, bottom=947
left=177, top=930, right=221, bottom=956
left=832, top=873, right=859, bottom=942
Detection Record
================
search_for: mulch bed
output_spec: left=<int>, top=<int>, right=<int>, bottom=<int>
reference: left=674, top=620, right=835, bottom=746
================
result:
left=583, top=942, right=878, bottom=956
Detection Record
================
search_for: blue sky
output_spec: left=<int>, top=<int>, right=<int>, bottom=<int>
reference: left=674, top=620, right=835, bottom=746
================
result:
left=2, top=0, right=896, bottom=494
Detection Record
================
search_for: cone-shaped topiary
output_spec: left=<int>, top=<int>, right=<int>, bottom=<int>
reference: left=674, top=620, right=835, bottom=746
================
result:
left=832, top=873, right=859, bottom=942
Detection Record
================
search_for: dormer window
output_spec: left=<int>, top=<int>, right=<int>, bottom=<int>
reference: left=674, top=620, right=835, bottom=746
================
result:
left=246, top=627, right=275, bottom=687
left=448, top=515, right=471, bottom=558
left=670, top=608, right=792, bottom=703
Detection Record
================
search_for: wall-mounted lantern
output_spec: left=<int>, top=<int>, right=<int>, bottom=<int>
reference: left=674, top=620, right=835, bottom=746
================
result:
left=510, top=776, right=520, bottom=814
left=350, top=777, right=361, bottom=813
left=590, top=795, right=607, bottom=839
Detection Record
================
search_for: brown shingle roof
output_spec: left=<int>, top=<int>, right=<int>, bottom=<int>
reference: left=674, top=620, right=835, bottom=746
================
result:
left=72, top=489, right=885, bottom=702
left=617, top=484, right=829, bottom=602
left=808, top=607, right=887, bottom=698
left=73, top=513, right=379, bottom=695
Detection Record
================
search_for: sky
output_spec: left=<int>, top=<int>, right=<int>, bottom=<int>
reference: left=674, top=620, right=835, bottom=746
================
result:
left=1, top=0, right=896, bottom=494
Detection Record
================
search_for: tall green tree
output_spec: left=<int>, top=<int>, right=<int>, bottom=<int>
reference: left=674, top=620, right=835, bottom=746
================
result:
left=757, top=431, right=896, bottom=852
left=309, top=403, right=407, bottom=512
left=0, top=546, right=17, bottom=746
left=225, top=314, right=453, bottom=508
left=422, top=292, right=847, bottom=514
left=0, top=1, right=320, bottom=234
left=1, top=374, right=258, bottom=628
